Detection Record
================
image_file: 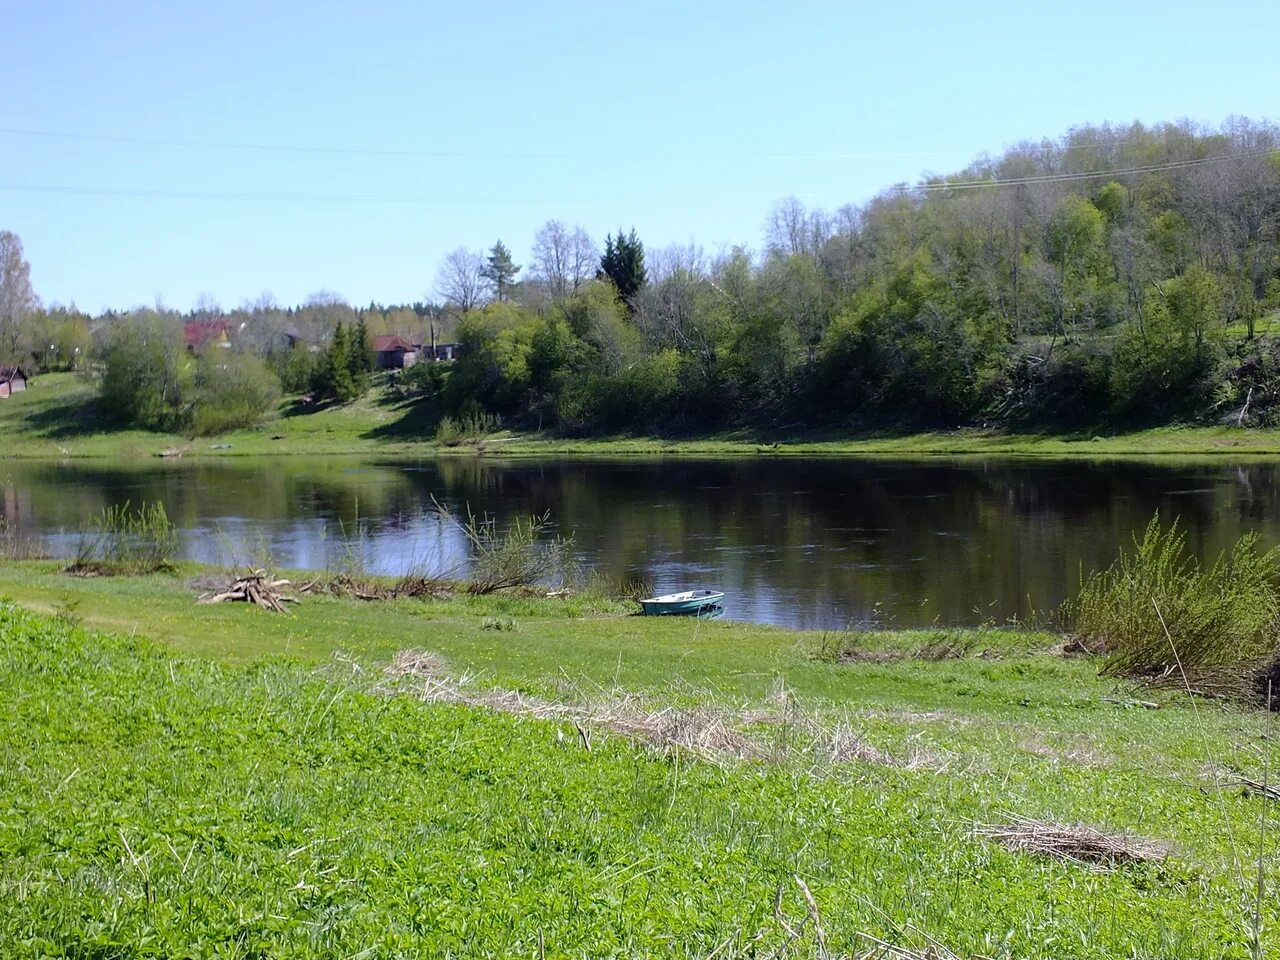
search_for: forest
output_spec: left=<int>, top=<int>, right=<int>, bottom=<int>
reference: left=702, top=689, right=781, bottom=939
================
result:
left=3, top=117, right=1280, bottom=436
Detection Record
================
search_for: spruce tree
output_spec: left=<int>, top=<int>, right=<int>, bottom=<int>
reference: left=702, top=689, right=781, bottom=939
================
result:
left=480, top=241, right=521, bottom=301
left=310, top=322, right=361, bottom=403
left=598, top=228, right=647, bottom=304
left=351, top=317, right=374, bottom=375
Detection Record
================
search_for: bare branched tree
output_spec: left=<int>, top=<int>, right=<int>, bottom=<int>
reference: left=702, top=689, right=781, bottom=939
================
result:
left=0, top=231, right=38, bottom=364
left=531, top=221, right=597, bottom=299
left=435, top=248, right=488, bottom=317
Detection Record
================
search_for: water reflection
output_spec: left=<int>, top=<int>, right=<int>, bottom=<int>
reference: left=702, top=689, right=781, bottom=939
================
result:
left=4, top=456, right=1280, bottom=630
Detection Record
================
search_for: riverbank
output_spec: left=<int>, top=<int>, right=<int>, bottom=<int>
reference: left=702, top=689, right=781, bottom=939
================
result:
left=6, top=371, right=1280, bottom=460
left=0, top=560, right=1276, bottom=956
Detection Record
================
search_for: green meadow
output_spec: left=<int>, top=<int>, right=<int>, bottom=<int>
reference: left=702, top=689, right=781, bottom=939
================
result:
left=9, top=371, right=1280, bottom=461
left=0, top=561, right=1277, bottom=957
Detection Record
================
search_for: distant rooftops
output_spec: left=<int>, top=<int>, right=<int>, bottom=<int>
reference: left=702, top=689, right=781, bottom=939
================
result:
left=373, top=335, right=417, bottom=353
left=184, top=320, right=231, bottom=348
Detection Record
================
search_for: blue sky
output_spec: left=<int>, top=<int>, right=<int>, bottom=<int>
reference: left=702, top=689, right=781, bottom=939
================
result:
left=3, top=0, right=1278, bottom=312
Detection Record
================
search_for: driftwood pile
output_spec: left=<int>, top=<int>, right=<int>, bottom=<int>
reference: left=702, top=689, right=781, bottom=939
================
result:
left=198, top=570, right=297, bottom=612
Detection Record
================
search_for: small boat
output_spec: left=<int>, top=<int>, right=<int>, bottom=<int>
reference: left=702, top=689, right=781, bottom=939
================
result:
left=640, top=589, right=725, bottom=616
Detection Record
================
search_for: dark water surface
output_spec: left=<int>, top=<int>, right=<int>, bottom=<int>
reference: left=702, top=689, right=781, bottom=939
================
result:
left=5, top=456, right=1280, bottom=630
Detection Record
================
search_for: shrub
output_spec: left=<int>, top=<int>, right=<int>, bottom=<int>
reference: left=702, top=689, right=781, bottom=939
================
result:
left=435, top=410, right=500, bottom=446
left=189, top=352, right=282, bottom=436
left=435, top=503, right=577, bottom=595
left=390, top=360, right=449, bottom=401
left=998, top=343, right=1113, bottom=428
left=273, top=343, right=317, bottom=394
left=1063, top=514, right=1280, bottom=696
left=98, top=314, right=191, bottom=431
left=70, top=501, right=180, bottom=575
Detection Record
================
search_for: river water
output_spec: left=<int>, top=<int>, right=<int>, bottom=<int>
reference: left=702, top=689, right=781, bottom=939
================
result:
left=5, top=456, right=1279, bottom=630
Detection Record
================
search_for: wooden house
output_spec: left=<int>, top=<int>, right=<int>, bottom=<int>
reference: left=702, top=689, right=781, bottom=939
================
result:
left=0, top=365, right=28, bottom=398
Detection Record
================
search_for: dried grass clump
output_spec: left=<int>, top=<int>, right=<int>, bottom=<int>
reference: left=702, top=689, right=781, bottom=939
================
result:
left=198, top=570, right=297, bottom=612
left=0, top=519, right=47, bottom=560
left=386, top=649, right=449, bottom=679
left=382, top=649, right=936, bottom=770
left=816, top=627, right=983, bottom=665
left=974, top=816, right=1170, bottom=868
left=854, top=939, right=964, bottom=960
left=299, top=573, right=453, bottom=602
left=1063, top=514, right=1280, bottom=700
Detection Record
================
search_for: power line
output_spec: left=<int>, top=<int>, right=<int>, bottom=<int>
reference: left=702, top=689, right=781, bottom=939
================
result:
left=0, top=182, right=600, bottom=203
left=0, top=125, right=579, bottom=161
left=903, top=150, right=1273, bottom=193
left=0, top=124, right=1175, bottom=163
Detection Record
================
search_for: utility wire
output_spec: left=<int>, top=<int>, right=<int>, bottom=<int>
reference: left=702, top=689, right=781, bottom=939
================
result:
left=0, top=124, right=1180, bottom=163
left=904, top=151, right=1273, bottom=193
left=0, top=125, right=579, bottom=161
left=0, top=182, right=599, bottom=203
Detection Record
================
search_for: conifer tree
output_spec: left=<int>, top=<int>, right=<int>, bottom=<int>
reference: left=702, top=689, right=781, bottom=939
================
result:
left=598, top=228, right=647, bottom=304
left=481, top=241, right=521, bottom=301
left=350, top=317, right=374, bottom=377
left=310, top=322, right=361, bottom=403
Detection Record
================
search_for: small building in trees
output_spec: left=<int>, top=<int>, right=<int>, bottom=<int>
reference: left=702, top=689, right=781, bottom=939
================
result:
left=421, top=342, right=461, bottom=361
left=373, top=335, right=418, bottom=369
left=0, top=365, right=28, bottom=398
left=184, top=320, right=232, bottom=352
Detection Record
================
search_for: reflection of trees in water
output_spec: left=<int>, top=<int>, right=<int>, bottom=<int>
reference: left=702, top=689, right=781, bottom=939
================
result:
left=11, top=456, right=1280, bottom=627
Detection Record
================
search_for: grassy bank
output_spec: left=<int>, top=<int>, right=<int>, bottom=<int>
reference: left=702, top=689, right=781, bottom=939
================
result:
left=9, top=372, right=1280, bottom=460
left=0, top=561, right=1277, bottom=956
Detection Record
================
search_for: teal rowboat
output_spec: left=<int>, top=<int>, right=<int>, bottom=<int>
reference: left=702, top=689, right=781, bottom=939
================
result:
left=640, top=590, right=725, bottom=616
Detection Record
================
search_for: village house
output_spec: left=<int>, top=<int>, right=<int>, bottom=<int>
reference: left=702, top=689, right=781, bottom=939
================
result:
left=373, top=335, right=418, bottom=369
left=0, top=365, right=28, bottom=398
left=183, top=320, right=232, bottom=352
left=421, top=342, right=461, bottom=361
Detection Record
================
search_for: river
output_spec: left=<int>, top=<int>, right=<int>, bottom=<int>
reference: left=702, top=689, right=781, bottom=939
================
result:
left=5, top=456, right=1279, bottom=630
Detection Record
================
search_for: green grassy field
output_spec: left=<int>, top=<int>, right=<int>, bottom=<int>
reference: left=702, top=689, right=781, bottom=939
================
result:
left=0, top=561, right=1277, bottom=957
left=9, top=371, right=1280, bottom=461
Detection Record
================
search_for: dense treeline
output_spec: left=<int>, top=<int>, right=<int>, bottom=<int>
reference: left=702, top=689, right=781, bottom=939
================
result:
left=436, top=119, right=1280, bottom=433
left=3, top=117, right=1280, bottom=436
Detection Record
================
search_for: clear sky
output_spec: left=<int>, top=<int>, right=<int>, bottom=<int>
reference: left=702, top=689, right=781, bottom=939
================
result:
left=3, top=0, right=1278, bottom=313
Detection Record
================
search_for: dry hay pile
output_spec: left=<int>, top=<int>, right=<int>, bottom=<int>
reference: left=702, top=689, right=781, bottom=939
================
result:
left=974, top=815, right=1170, bottom=868
left=382, top=649, right=944, bottom=771
left=198, top=570, right=297, bottom=612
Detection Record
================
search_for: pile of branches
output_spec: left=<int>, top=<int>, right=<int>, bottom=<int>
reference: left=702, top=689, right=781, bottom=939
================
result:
left=198, top=570, right=297, bottom=612
left=299, top=574, right=452, bottom=602
left=974, top=816, right=1170, bottom=868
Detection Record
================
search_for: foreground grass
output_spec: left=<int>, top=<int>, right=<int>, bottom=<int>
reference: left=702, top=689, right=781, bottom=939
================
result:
left=10, top=372, right=1280, bottom=461
left=1, top=564, right=1278, bottom=956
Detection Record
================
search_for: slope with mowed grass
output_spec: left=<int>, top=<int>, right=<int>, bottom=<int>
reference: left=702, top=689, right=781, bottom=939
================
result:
left=11, top=371, right=1280, bottom=460
left=0, top=564, right=1277, bottom=957
left=0, top=372, right=443, bottom=459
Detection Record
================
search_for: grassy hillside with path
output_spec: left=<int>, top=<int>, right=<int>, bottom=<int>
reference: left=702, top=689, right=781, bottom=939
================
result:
left=0, top=561, right=1276, bottom=956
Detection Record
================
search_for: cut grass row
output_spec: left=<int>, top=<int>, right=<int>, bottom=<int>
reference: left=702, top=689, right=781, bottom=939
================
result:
left=8, top=372, right=1280, bottom=461
left=0, top=562, right=1278, bottom=956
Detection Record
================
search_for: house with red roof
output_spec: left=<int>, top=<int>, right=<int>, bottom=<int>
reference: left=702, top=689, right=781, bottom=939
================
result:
left=184, top=320, right=232, bottom=352
left=373, top=335, right=418, bottom=369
